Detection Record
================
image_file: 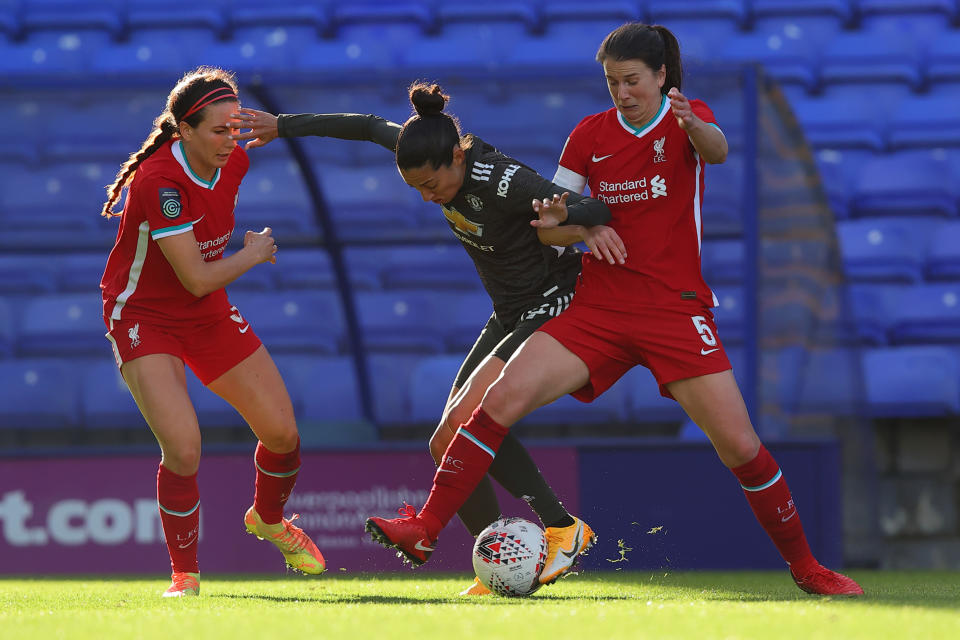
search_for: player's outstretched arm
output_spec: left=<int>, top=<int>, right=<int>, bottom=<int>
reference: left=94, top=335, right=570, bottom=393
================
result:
left=231, top=109, right=401, bottom=153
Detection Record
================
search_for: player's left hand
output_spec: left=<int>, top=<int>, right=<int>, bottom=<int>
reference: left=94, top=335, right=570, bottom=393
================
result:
left=229, top=109, right=279, bottom=150
left=668, top=87, right=695, bottom=130
left=530, top=192, right=569, bottom=229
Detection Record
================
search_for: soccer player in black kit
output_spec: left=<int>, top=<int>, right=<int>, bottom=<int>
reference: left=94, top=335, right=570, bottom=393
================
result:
left=231, top=82, right=626, bottom=593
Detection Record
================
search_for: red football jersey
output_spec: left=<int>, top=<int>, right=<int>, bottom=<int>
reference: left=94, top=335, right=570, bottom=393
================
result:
left=555, top=96, right=720, bottom=308
left=101, top=139, right=249, bottom=326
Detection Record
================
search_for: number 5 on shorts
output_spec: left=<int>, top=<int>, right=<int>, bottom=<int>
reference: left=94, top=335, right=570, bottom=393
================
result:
left=691, top=315, right=717, bottom=346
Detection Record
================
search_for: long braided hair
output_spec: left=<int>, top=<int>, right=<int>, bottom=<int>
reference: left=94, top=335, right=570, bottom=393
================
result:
left=100, top=66, right=239, bottom=218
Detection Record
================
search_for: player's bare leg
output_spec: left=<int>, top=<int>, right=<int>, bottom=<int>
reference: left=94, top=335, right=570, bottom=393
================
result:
left=209, top=345, right=325, bottom=574
left=669, top=370, right=863, bottom=595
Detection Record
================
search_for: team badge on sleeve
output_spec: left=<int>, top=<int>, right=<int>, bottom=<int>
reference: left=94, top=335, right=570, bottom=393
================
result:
left=158, top=187, right=182, bottom=219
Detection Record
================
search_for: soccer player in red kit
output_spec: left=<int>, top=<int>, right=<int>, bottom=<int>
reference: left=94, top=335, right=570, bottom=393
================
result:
left=100, top=67, right=325, bottom=597
left=365, top=24, right=864, bottom=596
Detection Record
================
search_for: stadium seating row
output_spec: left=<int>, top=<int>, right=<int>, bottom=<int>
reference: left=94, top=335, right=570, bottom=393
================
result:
left=2, top=342, right=957, bottom=430
left=2, top=1, right=960, bottom=90
left=7, top=277, right=960, bottom=362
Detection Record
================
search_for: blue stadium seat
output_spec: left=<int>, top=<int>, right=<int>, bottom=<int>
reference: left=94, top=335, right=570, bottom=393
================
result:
left=20, top=1, right=123, bottom=40
left=408, top=354, right=461, bottom=423
left=701, top=239, right=745, bottom=285
left=711, top=286, right=745, bottom=345
left=836, top=217, right=935, bottom=283
left=790, top=347, right=863, bottom=414
left=272, top=249, right=340, bottom=290
left=317, top=166, right=423, bottom=241
left=80, top=360, right=146, bottom=429
left=284, top=356, right=366, bottom=423
left=0, top=298, right=12, bottom=358
left=703, top=154, right=743, bottom=235
left=236, top=157, right=314, bottom=235
left=441, top=291, right=493, bottom=353
left=924, top=221, right=960, bottom=280
left=0, top=359, right=80, bottom=428
left=844, top=284, right=904, bottom=345
left=814, top=148, right=875, bottom=219
left=852, top=150, right=957, bottom=218
left=0, top=161, right=108, bottom=233
left=647, top=1, right=747, bottom=63
left=751, top=0, right=853, bottom=36
left=718, top=31, right=820, bottom=91
left=886, top=90, right=960, bottom=150
left=354, top=291, right=445, bottom=353
left=228, top=291, right=343, bottom=354
left=17, top=293, right=106, bottom=357
left=857, top=0, right=957, bottom=43
left=621, top=365, right=687, bottom=423
left=818, top=31, right=923, bottom=90
left=56, top=253, right=107, bottom=293
left=789, top=93, right=886, bottom=151
left=862, top=346, right=960, bottom=416
left=368, top=353, right=423, bottom=425
left=346, top=244, right=480, bottom=292
left=0, top=254, right=57, bottom=294
left=510, top=2, right=643, bottom=69
left=402, top=3, right=537, bottom=72
left=889, top=283, right=960, bottom=343
left=926, top=29, right=960, bottom=84
left=332, top=3, right=431, bottom=46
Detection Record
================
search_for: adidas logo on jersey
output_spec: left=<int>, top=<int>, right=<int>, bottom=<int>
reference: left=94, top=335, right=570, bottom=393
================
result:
left=471, top=161, right=494, bottom=182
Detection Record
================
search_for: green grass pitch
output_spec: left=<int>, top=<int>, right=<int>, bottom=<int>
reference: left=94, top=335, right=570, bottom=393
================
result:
left=2, top=571, right=958, bottom=639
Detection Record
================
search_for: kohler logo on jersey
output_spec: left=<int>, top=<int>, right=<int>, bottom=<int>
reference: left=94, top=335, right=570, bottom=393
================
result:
left=497, top=164, right=521, bottom=198
left=596, top=175, right=667, bottom=204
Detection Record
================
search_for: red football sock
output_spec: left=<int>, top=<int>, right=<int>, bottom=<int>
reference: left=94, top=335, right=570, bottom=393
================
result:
left=157, top=464, right=200, bottom=574
left=731, top=445, right=818, bottom=576
left=254, top=438, right=300, bottom=525
left=419, top=407, right=509, bottom=538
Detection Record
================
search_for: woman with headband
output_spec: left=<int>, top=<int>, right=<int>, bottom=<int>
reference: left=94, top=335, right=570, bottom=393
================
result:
left=99, top=67, right=326, bottom=597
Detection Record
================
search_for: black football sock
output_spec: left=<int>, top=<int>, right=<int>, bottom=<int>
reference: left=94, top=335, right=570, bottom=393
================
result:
left=489, top=433, right=574, bottom=529
left=455, top=475, right=502, bottom=537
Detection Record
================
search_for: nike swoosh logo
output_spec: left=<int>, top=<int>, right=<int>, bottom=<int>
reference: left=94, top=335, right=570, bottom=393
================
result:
left=414, top=540, right=434, bottom=552
left=700, top=347, right=719, bottom=355
left=781, top=511, right=797, bottom=523
left=239, top=325, right=250, bottom=334
left=178, top=538, right=197, bottom=549
left=560, top=524, right=583, bottom=559
left=591, top=154, right=613, bottom=162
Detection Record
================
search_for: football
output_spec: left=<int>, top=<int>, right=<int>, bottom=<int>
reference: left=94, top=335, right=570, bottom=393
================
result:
left=472, top=517, right=547, bottom=597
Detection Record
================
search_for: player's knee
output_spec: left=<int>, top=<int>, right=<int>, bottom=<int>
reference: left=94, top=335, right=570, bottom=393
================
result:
left=259, top=425, right=300, bottom=454
left=161, top=443, right=201, bottom=474
left=721, top=437, right=761, bottom=468
left=481, top=380, right=529, bottom=422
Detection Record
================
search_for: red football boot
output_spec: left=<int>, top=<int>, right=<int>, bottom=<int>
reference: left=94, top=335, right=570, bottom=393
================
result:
left=365, top=504, right=437, bottom=567
left=791, top=564, right=864, bottom=595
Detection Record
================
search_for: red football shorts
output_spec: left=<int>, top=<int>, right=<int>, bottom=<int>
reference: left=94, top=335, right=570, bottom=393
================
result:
left=104, top=309, right=262, bottom=385
left=538, top=300, right=732, bottom=401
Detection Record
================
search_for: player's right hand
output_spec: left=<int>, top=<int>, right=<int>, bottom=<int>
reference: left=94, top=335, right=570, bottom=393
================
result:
left=244, top=227, right=278, bottom=264
left=582, top=225, right=626, bottom=265
left=230, top=109, right=279, bottom=150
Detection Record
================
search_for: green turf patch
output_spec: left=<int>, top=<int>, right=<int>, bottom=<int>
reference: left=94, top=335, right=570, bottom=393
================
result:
left=1, top=571, right=958, bottom=640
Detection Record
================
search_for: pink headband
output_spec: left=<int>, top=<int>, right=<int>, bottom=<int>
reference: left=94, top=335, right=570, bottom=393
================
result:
left=181, top=87, right=237, bottom=121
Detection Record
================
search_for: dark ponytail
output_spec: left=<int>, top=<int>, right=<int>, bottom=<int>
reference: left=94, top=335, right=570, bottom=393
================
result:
left=596, top=22, right=683, bottom=94
left=101, top=66, right=239, bottom=218
left=395, top=81, right=463, bottom=171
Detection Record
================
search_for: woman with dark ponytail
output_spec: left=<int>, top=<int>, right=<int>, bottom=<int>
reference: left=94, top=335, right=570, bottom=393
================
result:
left=100, top=66, right=326, bottom=597
left=332, top=24, right=862, bottom=597
left=231, top=80, right=623, bottom=594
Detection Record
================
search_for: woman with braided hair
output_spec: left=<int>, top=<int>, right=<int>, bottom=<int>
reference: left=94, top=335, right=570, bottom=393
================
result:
left=100, top=66, right=325, bottom=597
